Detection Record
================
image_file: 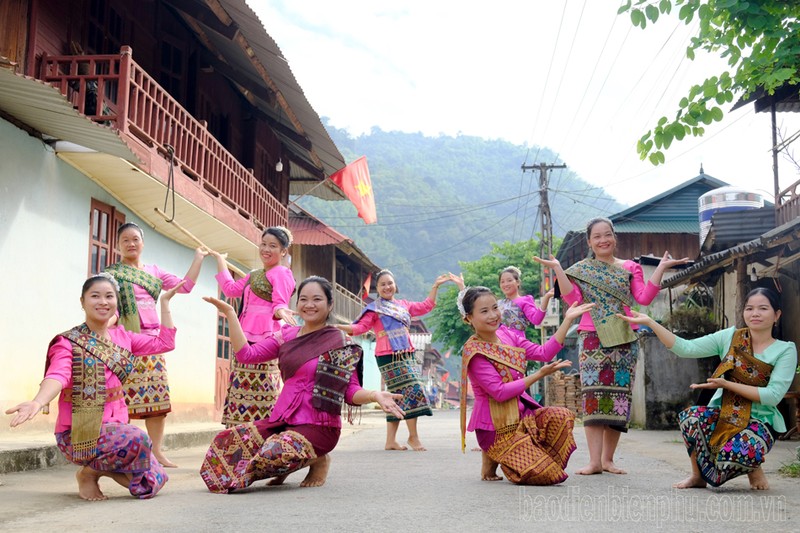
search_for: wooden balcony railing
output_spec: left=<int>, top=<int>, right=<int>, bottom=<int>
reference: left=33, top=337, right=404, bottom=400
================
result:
left=39, top=46, right=286, bottom=230
left=334, top=283, right=364, bottom=323
left=777, top=177, right=800, bottom=226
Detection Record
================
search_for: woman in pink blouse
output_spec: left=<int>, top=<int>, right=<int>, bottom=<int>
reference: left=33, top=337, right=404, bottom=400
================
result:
left=460, top=286, right=592, bottom=484
left=200, top=276, right=403, bottom=492
left=105, top=222, right=206, bottom=467
left=497, top=265, right=553, bottom=340
left=6, top=273, right=182, bottom=500
left=210, top=226, right=297, bottom=427
left=337, top=270, right=462, bottom=452
left=535, top=217, right=687, bottom=476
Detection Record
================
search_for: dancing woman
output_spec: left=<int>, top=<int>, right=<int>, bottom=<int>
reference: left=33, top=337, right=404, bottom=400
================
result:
left=200, top=276, right=403, bottom=492
left=5, top=273, right=183, bottom=500
left=497, top=265, right=553, bottom=339
left=620, top=288, right=797, bottom=490
left=210, top=226, right=296, bottom=427
left=459, top=286, right=593, bottom=484
left=105, top=222, right=205, bottom=467
left=337, top=270, right=461, bottom=451
left=535, top=216, right=687, bottom=475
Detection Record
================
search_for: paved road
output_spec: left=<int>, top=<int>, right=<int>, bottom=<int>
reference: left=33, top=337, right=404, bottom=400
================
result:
left=1, top=410, right=798, bottom=532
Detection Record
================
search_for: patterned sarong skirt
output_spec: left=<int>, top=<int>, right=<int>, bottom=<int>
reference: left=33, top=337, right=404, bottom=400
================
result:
left=483, top=406, right=576, bottom=485
left=578, top=331, right=638, bottom=430
left=678, top=405, right=774, bottom=487
left=55, top=423, right=168, bottom=498
left=200, top=421, right=339, bottom=493
left=125, top=353, right=171, bottom=418
left=376, top=350, right=433, bottom=422
left=222, top=359, right=282, bottom=427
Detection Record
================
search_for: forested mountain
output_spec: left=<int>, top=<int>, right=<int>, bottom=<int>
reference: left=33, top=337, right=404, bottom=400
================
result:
left=298, top=122, right=625, bottom=300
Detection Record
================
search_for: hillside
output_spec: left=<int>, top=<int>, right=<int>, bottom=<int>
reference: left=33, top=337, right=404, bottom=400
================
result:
left=298, top=122, right=625, bottom=300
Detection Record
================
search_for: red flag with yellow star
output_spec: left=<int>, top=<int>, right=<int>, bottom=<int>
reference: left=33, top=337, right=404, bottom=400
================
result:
left=329, top=156, right=377, bottom=224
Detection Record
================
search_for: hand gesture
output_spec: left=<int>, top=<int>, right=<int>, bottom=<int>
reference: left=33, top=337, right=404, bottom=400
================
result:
left=375, top=391, right=405, bottom=419
left=539, top=359, right=572, bottom=377
left=194, top=246, right=210, bottom=260
left=5, top=401, right=42, bottom=428
left=161, top=280, right=186, bottom=302
left=208, top=248, right=228, bottom=260
left=433, top=274, right=451, bottom=289
left=658, top=251, right=690, bottom=270
left=689, top=377, right=726, bottom=391
left=202, top=295, right=235, bottom=315
left=532, top=255, right=561, bottom=269
left=449, top=272, right=465, bottom=290
left=616, top=310, right=653, bottom=327
left=276, top=307, right=297, bottom=326
left=564, top=302, right=594, bottom=321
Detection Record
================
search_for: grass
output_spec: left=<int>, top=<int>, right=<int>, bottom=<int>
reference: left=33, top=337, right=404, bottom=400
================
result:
left=778, top=461, right=800, bottom=478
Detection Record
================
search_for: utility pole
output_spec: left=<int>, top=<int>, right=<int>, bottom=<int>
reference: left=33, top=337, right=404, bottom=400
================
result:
left=521, top=162, right=567, bottom=296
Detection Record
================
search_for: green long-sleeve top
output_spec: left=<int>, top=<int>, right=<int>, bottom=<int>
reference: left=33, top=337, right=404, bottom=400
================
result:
left=670, top=327, right=797, bottom=433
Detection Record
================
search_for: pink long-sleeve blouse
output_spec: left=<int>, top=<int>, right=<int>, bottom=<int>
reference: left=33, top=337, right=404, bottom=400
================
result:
left=45, top=326, right=176, bottom=433
left=234, top=325, right=363, bottom=429
left=466, top=326, right=563, bottom=432
left=134, top=264, right=194, bottom=335
left=216, top=266, right=294, bottom=342
left=349, top=297, right=435, bottom=356
left=562, top=260, right=659, bottom=332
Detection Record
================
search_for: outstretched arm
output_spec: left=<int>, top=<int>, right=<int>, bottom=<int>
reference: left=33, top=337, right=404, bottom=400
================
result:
left=5, top=378, right=63, bottom=428
left=533, top=255, right=574, bottom=297
left=550, top=302, right=595, bottom=344
left=617, top=311, right=677, bottom=349
left=182, top=247, right=209, bottom=285
left=351, top=389, right=405, bottom=419
left=204, top=296, right=248, bottom=352
left=648, top=251, right=690, bottom=286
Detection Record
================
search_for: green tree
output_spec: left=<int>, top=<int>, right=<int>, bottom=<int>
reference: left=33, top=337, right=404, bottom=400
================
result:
left=429, top=238, right=560, bottom=353
left=619, top=0, right=800, bottom=165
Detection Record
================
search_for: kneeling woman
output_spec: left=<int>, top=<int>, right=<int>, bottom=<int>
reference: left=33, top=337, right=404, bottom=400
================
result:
left=201, top=276, right=404, bottom=493
left=459, top=286, right=593, bottom=485
left=5, top=273, right=182, bottom=500
left=620, top=287, right=797, bottom=490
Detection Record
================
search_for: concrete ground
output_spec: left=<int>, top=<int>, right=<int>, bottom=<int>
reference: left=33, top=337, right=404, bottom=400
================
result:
left=1, top=409, right=798, bottom=532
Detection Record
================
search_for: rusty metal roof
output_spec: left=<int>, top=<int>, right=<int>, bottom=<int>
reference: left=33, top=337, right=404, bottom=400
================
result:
left=0, top=68, right=138, bottom=162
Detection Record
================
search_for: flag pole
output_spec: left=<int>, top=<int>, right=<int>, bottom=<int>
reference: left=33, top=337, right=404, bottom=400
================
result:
left=287, top=178, right=334, bottom=208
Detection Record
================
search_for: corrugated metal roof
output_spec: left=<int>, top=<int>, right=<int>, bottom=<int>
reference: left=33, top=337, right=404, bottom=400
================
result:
left=701, top=207, right=776, bottom=253
left=0, top=68, right=138, bottom=162
left=614, top=220, right=699, bottom=233
left=181, top=0, right=346, bottom=200
left=289, top=214, right=350, bottom=246
left=611, top=174, right=728, bottom=223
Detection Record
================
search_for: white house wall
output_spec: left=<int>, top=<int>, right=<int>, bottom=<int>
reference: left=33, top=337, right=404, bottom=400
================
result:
left=0, top=117, right=218, bottom=433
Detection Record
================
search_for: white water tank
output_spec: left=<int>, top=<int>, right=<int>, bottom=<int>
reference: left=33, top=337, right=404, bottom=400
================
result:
left=698, top=186, right=764, bottom=246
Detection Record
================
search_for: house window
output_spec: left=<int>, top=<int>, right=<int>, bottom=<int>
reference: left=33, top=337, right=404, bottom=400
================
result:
left=215, top=283, right=241, bottom=361
left=88, top=198, right=125, bottom=275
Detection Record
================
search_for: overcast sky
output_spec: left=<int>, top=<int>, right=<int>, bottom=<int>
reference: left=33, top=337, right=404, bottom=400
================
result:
left=250, top=0, right=800, bottom=210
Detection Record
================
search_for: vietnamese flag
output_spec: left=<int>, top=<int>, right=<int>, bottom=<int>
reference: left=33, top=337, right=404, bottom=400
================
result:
left=329, top=156, right=377, bottom=224
left=362, top=273, right=372, bottom=300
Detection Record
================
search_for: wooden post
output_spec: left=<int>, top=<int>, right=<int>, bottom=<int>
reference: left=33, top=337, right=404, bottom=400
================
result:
left=734, top=259, right=747, bottom=329
left=117, top=46, right=133, bottom=135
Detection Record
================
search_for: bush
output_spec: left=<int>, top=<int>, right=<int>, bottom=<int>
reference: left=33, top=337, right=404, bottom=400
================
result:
left=665, top=306, right=716, bottom=339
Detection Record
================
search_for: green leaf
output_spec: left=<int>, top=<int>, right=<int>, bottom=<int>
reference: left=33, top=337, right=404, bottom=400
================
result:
left=686, top=46, right=695, bottom=60
left=649, top=152, right=661, bottom=165
left=679, top=97, right=689, bottom=108
left=710, top=106, right=724, bottom=121
left=645, top=4, right=659, bottom=22
left=631, top=8, right=646, bottom=28
left=659, top=0, right=672, bottom=15
left=617, top=0, right=632, bottom=15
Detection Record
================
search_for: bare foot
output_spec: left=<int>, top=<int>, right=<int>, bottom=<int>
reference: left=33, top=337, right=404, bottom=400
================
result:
left=153, top=452, right=178, bottom=468
left=747, top=467, right=769, bottom=490
left=481, top=453, right=502, bottom=481
left=407, top=436, right=427, bottom=451
left=385, top=441, right=408, bottom=451
left=575, top=464, right=603, bottom=475
left=76, top=467, right=107, bottom=501
left=672, top=475, right=707, bottom=489
left=602, top=462, right=627, bottom=475
left=267, top=475, right=289, bottom=486
left=300, top=455, right=330, bottom=488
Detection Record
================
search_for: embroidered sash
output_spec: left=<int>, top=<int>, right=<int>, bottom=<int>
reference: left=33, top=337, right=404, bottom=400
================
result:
left=105, top=263, right=162, bottom=333
left=708, top=328, right=773, bottom=454
left=460, top=336, right=527, bottom=452
left=248, top=268, right=273, bottom=302
left=277, top=326, right=363, bottom=418
left=564, top=259, right=636, bottom=347
left=46, top=324, right=135, bottom=461
left=355, top=298, right=412, bottom=352
left=498, top=298, right=529, bottom=332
